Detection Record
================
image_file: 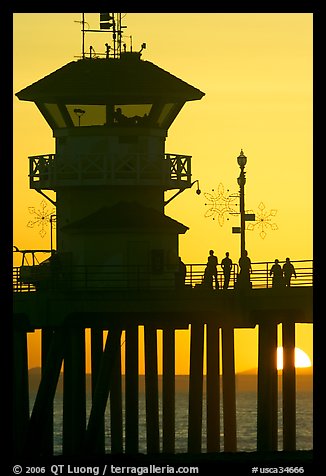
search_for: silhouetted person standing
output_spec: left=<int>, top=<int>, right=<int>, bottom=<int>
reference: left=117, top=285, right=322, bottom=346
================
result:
left=270, top=259, right=283, bottom=288
left=175, top=257, right=187, bottom=289
left=202, top=266, right=213, bottom=288
left=206, top=249, right=219, bottom=289
left=283, top=257, right=296, bottom=287
left=238, top=250, right=252, bottom=290
left=221, top=251, right=233, bottom=289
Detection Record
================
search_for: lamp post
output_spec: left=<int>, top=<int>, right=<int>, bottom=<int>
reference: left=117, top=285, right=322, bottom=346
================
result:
left=237, top=149, right=247, bottom=259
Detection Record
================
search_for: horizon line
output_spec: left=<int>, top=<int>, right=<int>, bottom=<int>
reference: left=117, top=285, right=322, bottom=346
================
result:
left=28, top=366, right=313, bottom=375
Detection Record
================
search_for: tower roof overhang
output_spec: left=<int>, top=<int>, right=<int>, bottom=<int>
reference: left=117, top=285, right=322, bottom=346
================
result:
left=16, top=56, right=205, bottom=104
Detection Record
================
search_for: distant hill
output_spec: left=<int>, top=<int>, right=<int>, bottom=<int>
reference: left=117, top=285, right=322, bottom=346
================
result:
left=237, top=367, right=313, bottom=376
left=28, top=367, right=312, bottom=394
left=235, top=368, right=312, bottom=392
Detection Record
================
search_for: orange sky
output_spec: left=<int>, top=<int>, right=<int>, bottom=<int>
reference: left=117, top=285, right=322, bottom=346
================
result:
left=13, top=13, right=313, bottom=372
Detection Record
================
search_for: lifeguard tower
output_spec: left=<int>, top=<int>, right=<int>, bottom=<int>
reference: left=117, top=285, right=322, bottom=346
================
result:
left=16, top=14, right=204, bottom=291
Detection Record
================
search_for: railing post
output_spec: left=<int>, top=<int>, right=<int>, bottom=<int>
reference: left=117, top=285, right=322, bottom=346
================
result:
left=187, top=155, right=191, bottom=183
left=178, top=155, right=182, bottom=182
left=29, top=157, right=34, bottom=188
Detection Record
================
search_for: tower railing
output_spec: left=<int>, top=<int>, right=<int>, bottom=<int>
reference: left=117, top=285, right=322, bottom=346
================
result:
left=29, top=153, right=192, bottom=189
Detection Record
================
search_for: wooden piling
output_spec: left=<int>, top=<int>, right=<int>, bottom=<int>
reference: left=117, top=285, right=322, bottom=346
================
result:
left=41, top=328, right=54, bottom=455
left=63, top=326, right=86, bottom=455
left=188, top=322, right=204, bottom=453
left=162, top=327, right=175, bottom=454
left=110, top=340, right=123, bottom=454
left=13, top=324, right=30, bottom=455
left=257, top=320, right=278, bottom=451
left=85, top=327, right=122, bottom=453
left=25, top=328, right=64, bottom=454
left=91, top=328, right=105, bottom=453
left=206, top=323, right=220, bottom=452
left=282, top=320, right=296, bottom=451
left=125, top=325, right=139, bottom=453
left=144, top=325, right=160, bottom=453
left=221, top=324, right=237, bottom=452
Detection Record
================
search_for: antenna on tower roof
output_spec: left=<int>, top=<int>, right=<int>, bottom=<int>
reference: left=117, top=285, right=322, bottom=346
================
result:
left=78, top=13, right=127, bottom=59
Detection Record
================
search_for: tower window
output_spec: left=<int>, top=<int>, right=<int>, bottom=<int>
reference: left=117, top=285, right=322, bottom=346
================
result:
left=66, top=104, right=106, bottom=126
left=113, top=104, right=152, bottom=126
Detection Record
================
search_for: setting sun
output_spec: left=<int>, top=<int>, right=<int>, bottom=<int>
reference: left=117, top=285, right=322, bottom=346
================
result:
left=277, top=347, right=312, bottom=371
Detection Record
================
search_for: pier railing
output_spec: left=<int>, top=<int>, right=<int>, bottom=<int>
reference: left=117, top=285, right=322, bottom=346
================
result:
left=13, top=259, right=313, bottom=292
left=249, top=260, right=313, bottom=288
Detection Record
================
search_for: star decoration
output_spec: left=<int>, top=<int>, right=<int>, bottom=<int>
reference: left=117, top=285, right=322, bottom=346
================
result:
left=246, top=202, right=278, bottom=239
left=27, top=199, right=56, bottom=238
left=204, top=183, right=239, bottom=226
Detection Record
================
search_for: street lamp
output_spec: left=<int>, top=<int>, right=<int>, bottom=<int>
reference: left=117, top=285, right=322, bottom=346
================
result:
left=237, top=149, right=247, bottom=259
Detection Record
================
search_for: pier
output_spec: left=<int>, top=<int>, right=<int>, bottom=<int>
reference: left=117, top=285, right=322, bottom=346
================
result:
left=13, top=260, right=312, bottom=457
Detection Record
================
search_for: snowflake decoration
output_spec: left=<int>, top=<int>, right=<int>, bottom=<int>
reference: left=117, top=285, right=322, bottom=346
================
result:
left=246, top=202, right=278, bottom=239
left=27, top=199, right=56, bottom=238
left=204, top=183, right=239, bottom=226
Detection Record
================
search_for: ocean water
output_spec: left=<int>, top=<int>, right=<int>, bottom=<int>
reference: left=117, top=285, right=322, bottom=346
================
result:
left=42, top=388, right=312, bottom=455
